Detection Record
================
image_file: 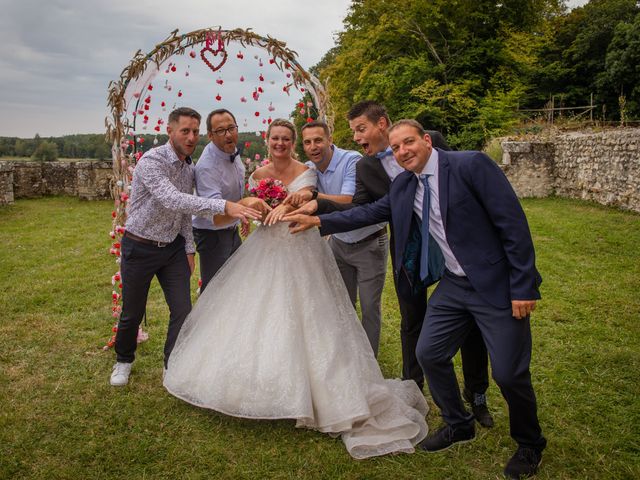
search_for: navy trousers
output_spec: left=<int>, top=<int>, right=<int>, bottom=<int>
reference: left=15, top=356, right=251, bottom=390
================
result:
left=417, top=270, right=546, bottom=450
left=193, top=226, right=242, bottom=292
left=115, top=234, right=192, bottom=367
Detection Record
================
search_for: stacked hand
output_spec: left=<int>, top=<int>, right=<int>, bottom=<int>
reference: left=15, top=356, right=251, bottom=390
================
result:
left=224, top=200, right=263, bottom=224
left=264, top=203, right=295, bottom=226
left=281, top=200, right=320, bottom=233
left=282, top=189, right=314, bottom=208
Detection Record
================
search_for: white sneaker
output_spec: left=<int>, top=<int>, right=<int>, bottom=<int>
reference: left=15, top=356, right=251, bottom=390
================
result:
left=110, top=362, right=132, bottom=386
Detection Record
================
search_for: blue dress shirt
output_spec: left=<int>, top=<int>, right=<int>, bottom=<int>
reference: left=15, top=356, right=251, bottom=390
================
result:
left=192, top=142, right=246, bottom=230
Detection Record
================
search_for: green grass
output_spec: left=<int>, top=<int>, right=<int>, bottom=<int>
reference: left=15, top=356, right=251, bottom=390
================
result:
left=1, top=196, right=638, bottom=479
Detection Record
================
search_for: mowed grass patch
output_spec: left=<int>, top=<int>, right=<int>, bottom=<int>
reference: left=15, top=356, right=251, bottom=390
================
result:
left=0, top=196, right=638, bottom=479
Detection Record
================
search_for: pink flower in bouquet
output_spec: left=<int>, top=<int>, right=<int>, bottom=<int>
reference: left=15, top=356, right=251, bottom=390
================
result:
left=250, top=178, right=288, bottom=207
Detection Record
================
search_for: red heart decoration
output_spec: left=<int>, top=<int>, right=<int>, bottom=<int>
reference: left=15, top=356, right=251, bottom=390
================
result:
left=200, top=47, right=228, bottom=73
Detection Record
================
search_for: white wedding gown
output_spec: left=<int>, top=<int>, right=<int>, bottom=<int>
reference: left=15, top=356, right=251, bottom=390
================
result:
left=164, top=169, right=428, bottom=459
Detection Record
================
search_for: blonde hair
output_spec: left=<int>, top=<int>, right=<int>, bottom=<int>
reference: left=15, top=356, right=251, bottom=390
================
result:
left=266, top=118, right=298, bottom=160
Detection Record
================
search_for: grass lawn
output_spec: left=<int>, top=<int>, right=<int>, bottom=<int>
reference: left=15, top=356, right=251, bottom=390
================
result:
left=0, top=196, right=638, bottom=479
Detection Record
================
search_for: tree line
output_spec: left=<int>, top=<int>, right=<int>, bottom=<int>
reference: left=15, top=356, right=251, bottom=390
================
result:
left=0, top=132, right=267, bottom=163
left=314, top=0, right=639, bottom=149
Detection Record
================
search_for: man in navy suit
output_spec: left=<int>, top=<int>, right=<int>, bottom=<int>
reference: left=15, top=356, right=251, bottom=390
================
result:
left=284, top=119, right=546, bottom=479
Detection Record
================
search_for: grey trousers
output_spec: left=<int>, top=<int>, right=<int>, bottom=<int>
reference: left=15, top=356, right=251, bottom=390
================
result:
left=329, top=231, right=389, bottom=356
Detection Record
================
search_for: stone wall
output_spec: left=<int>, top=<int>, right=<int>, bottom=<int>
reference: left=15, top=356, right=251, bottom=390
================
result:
left=0, top=163, right=14, bottom=205
left=501, top=128, right=640, bottom=213
left=0, top=161, right=113, bottom=204
left=553, top=131, right=639, bottom=211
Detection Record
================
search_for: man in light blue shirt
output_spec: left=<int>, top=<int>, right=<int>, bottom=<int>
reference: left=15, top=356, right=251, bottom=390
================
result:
left=300, top=120, right=388, bottom=356
left=193, top=109, right=246, bottom=291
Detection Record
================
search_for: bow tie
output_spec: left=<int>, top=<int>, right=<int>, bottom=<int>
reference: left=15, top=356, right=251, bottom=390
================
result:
left=229, top=150, right=238, bottom=163
left=375, top=147, right=393, bottom=160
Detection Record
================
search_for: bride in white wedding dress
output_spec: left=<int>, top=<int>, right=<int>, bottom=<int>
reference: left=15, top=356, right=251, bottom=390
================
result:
left=164, top=119, right=428, bottom=459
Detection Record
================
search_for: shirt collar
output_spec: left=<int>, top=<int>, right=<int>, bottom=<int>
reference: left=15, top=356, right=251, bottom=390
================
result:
left=165, top=141, right=191, bottom=165
left=324, top=145, right=338, bottom=173
left=415, top=148, right=438, bottom=179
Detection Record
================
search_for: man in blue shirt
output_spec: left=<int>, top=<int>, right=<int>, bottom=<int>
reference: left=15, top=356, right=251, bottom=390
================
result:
left=297, top=120, right=388, bottom=356
left=193, top=109, right=246, bottom=292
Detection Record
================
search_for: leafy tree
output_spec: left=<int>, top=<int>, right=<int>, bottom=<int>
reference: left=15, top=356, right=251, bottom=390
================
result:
left=601, top=12, right=640, bottom=118
left=32, top=141, right=59, bottom=162
left=318, top=0, right=564, bottom=149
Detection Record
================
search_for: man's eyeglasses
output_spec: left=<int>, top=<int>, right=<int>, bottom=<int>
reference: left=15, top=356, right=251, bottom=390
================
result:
left=212, top=126, right=238, bottom=137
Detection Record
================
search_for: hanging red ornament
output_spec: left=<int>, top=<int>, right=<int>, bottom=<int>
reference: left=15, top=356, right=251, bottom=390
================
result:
left=297, top=102, right=304, bottom=108
left=240, top=75, right=245, bottom=82
left=269, top=58, right=276, bottom=64
left=244, top=141, right=251, bottom=148
left=259, top=74, right=264, bottom=82
left=161, top=101, right=166, bottom=107
left=240, top=96, right=247, bottom=103
left=257, top=86, right=264, bottom=93
left=216, top=78, right=224, bottom=85
left=306, top=117, right=313, bottom=123
left=144, top=104, right=149, bottom=111
left=237, top=52, right=244, bottom=59
left=154, top=126, right=161, bottom=132
left=216, top=94, right=222, bottom=101
left=147, top=85, right=153, bottom=91
left=178, top=90, right=183, bottom=97
left=171, top=65, right=177, bottom=72
left=254, top=111, right=260, bottom=117
left=190, top=50, right=196, bottom=58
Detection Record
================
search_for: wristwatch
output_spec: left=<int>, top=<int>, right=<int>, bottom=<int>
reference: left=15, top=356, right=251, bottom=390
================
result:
left=310, top=189, right=319, bottom=200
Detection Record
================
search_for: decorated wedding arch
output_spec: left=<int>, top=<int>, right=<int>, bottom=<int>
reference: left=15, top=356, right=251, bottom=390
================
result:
left=103, top=27, right=332, bottom=349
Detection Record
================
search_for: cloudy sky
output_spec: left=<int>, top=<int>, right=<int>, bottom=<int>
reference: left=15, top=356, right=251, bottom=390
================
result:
left=0, top=0, right=587, bottom=138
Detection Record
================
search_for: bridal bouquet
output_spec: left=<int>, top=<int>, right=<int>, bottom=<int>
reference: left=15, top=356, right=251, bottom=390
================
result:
left=249, top=177, right=288, bottom=207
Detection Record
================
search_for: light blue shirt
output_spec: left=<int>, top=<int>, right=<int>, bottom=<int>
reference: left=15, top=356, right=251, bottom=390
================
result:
left=413, top=149, right=465, bottom=276
left=192, top=142, right=246, bottom=230
left=306, top=145, right=387, bottom=243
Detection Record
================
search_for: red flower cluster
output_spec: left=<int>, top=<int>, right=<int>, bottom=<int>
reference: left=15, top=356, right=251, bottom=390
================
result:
left=250, top=178, right=288, bottom=207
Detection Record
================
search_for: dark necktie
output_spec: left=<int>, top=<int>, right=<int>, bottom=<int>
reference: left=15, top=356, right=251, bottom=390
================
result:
left=419, top=174, right=432, bottom=281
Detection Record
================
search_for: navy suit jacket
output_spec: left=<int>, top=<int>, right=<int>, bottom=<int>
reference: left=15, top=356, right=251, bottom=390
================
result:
left=319, top=149, right=542, bottom=309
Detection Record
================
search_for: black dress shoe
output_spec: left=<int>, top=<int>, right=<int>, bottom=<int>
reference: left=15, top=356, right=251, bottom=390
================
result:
left=463, top=389, right=494, bottom=428
left=419, top=423, right=475, bottom=452
left=503, top=446, right=542, bottom=479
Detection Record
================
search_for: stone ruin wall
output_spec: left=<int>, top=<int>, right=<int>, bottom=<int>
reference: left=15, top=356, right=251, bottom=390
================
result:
left=501, top=128, right=639, bottom=214
left=0, top=160, right=112, bottom=204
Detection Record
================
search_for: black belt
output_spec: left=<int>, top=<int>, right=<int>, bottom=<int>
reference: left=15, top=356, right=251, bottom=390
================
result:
left=346, top=227, right=387, bottom=245
left=124, top=231, right=169, bottom=247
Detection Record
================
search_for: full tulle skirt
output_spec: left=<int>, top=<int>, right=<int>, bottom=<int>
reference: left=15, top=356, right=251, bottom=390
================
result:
left=164, top=223, right=428, bottom=459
